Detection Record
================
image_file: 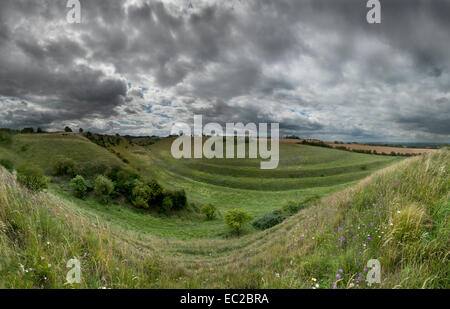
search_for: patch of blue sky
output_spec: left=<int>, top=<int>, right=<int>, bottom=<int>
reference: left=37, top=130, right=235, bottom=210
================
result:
left=140, top=104, right=152, bottom=113
left=290, top=108, right=311, bottom=119
left=155, top=113, right=171, bottom=119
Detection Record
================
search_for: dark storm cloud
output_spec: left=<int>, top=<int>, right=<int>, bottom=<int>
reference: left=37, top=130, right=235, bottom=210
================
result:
left=0, top=0, right=448, bottom=141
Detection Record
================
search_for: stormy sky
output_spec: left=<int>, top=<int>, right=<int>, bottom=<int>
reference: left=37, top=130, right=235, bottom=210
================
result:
left=0, top=0, right=449, bottom=142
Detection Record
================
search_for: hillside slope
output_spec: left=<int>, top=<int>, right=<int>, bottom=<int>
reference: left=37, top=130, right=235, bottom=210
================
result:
left=0, top=149, right=448, bottom=288
left=0, top=134, right=125, bottom=174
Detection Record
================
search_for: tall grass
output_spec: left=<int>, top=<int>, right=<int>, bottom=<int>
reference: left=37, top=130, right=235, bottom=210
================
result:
left=0, top=149, right=448, bottom=288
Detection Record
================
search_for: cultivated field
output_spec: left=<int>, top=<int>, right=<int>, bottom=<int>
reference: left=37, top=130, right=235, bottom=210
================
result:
left=281, top=139, right=436, bottom=155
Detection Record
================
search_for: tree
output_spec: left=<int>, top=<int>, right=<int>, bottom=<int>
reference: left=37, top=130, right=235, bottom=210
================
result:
left=37, top=127, right=44, bottom=133
left=70, top=175, right=88, bottom=199
left=64, top=126, right=73, bottom=132
left=132, top=180, right=152, bottom=209
left=162, top=196, right=173, bottom=213
left=21, top=127, right=34, bottom=134
left=79, top=128, right=84, bottom=133
left=53, top=156, right=77, bottom=177
left=94, top=175, right=114, bottom=204
left=224, top=208, right=253, bottom=235
left=201, top=204, right=217, bottom=220
left=148, top=180, right=164, bottom=206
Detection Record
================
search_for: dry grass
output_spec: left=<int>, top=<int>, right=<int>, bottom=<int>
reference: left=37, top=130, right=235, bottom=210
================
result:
left=0, top=149, right=448, bottom=288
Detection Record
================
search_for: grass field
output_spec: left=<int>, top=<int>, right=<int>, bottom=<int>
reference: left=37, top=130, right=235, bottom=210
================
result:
left=0, top=134, right=125, bottom=174
left=0, top=134, right=403, bottom=239
left=0, top=147, right=448, bottom=288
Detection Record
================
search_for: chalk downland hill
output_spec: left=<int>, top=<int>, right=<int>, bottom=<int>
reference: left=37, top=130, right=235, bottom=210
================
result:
left=0, top=133, right=448, bottom=288
left=0, top=133, right=403, bottom=239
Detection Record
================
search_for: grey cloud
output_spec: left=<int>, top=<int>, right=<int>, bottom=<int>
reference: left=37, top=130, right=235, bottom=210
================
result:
left=0, top=0, right=448, bottom=142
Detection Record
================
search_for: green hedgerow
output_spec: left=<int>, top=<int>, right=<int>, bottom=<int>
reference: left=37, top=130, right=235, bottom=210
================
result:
left=252, top=210, right=285, bottom=230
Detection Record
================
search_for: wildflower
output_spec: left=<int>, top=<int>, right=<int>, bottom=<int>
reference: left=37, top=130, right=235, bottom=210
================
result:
left=336, top=274, right=341, bottom=279
left=315, top=283, right=319, bottom=288
left=338, top=269, right=343, bottom=273
left=311, top=277, right=317, bottom=282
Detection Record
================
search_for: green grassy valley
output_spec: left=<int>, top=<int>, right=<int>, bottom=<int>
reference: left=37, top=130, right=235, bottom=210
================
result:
left=0, top=132, right=448, bottom=289
left=1, top=133, right=401, bottom=239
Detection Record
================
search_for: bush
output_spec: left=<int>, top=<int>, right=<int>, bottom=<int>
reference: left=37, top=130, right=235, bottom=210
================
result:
left=281, top=200, right=305, bottom=216
left=53, top=156, right=77, bottom=177
left=0, top=158, right=14, bottom=171
left=94, top=175, right=114, bottom=204
left=201, top=204, right=217, bottom=220
left=224, top=208, right=253, bottom=235
left=76, top=161, right=108, bottom=178
left=16, top=164, right=48, bottom=192
left=70, top=175, right=88, bottom=199
left=132, top=180, right=152, bottom=209
left=166, top=189, right=187, bottom=210
left=64, top=126, right=72, bottom=132
left=162, top=196, right=173, bottom=213
left=108, top=167, right=139, bottom=199
left=0, top=131, right=13, bottom=146
left=252, top=210, right=285, bottom=230
left=21, top=127, right=34, bottom=134
left=148, top=180, right=164, bottom=206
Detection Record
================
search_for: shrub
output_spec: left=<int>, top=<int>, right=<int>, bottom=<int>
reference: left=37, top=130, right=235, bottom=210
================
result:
left=162, top=196, right=173, bottom=213
left=64, top=126, right=72, bottom=132
left=76, top=161, right=108, bottom=178
left=108, top=167, right=139, bottom=199
left=21, top=127, right=34, bottom=134
left=94, top=175, right=114, bottom=204
left=0, top=131, right=13, bottom=146
left=252, top=210, right=285, bottom=230
left=53, top=156, right=77, bottom=177
left=281, top=200, right=305, bottom=216
left=0, top=158, right=14, bottom=171
left=16, top=164, right=48, bottom=192
left=70, top=175, right=88, bottom=199
left=224, top=208, right=253, bottom=235
left=148, top=180, right=164, bottom=206
left=166, top=189, right=187, bottom=210
left=201, top=204, right=217, bottom=220
left=132, top=180, right=152, bottom=209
